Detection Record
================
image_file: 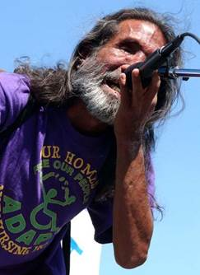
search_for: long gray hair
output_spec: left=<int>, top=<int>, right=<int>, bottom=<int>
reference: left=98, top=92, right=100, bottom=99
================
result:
left=67, top=8, right=183, bottom=151
left=15, top=8, right=183, bottom=209
left=15, top=8, right=182, bottom=150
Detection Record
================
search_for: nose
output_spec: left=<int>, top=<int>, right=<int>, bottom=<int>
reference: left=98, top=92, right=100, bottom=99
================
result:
left=124, top=51, right=147, bottom=66
left=120, top=52, right=146, bottom=73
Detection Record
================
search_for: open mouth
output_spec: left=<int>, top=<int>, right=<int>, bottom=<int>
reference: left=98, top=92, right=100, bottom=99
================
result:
left=102, top=78, right=121, bottom=94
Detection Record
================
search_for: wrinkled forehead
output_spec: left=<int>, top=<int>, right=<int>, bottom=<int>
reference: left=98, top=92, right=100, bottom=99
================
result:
left=112, top=19, right=166, bottom=48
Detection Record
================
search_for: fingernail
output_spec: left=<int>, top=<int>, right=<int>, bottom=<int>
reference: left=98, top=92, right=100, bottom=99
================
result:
left=120, top=73, right=126, bottom=84
left=132, top=68, right=140, bottom=77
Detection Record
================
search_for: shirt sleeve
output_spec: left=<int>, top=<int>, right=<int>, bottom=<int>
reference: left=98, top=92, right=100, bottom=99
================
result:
left=0, top=72, right=30, bottom=131
left=87, top=151, right=155, bottom=245
left=87, top=197, right=113, bottom=244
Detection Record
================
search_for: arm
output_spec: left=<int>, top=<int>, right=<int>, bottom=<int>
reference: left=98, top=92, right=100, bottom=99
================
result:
left=0, top=73, right=30, bottom=129
left=113, top=69, right=160, bottom=268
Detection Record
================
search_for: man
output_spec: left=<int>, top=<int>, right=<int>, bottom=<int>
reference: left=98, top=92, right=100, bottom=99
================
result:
left=0, top=7, right=181, bottom=275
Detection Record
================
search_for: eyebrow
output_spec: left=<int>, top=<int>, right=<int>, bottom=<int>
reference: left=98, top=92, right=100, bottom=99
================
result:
left=117, top=38, right=139, bottom=44
left=117, top=38, right=142, bottom=51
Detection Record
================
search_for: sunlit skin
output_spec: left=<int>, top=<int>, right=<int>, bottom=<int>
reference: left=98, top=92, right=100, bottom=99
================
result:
left=96, top=19, right=166, bottom=100
left=67, top=19, right=166, bottom=134
left=67, top=19, right=168, bottom=268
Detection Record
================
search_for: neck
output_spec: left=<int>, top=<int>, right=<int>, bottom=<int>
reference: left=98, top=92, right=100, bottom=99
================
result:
left=67, top=99, right=109, bottom=136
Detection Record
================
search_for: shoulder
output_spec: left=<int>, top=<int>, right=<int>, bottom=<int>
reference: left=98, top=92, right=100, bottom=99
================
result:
left=0, top=72, right=31, bottom=129
left=0, top=72, right=30, bottom=96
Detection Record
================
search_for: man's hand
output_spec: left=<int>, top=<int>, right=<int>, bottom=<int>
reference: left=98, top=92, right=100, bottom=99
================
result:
left=114, top=67, right=161, bottom=142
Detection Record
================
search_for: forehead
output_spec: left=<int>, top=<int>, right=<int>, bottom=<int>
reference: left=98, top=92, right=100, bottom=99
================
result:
left=108, top=19, right=166, bottom=51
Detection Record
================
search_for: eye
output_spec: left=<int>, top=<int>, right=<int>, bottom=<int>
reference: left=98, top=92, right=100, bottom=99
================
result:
left=118, top=41, right=141, bottom=55
left=120, top=46, right=132, bottom=54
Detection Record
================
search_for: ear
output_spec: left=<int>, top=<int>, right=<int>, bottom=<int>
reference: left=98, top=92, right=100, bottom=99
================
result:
left=74, top=41, right=94, bottom=69
left=75, top=58, right=85, bottom=69
left=74, top=54, right=91, bottom=71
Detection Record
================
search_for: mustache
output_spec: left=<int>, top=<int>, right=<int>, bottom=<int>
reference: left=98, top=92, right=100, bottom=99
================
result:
left=75, top=57, right=121, bottom=85
left=103, top=69, right=121, bottom=86
left=70, top=56, right=121, bottom=125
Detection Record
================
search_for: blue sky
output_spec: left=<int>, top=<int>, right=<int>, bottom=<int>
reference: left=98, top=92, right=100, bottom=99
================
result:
left=0, top=0, right=200, bottom=275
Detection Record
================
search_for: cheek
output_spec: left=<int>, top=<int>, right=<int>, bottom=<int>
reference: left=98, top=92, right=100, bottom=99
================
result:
left=96, top=49, right=147, bottom=70
left=96, top=48, right=125, bottom=65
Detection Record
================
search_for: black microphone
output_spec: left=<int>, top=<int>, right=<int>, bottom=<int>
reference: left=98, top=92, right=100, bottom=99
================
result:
left=124, top=32, right=200, bottom=89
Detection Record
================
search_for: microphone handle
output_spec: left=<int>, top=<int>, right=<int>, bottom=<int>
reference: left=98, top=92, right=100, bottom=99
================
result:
left=124, top=49, right=165, bottom=89
left=124, top=62, right=153, bottom=89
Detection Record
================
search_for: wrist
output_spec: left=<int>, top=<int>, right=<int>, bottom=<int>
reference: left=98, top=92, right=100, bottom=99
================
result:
left=116, top=137, right=143, bottom=160
left=115, top=129, right=143, bottom=146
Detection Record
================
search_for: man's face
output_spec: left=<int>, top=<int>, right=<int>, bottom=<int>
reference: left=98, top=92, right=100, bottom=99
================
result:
left=71, top=19, right=166, bottom=125
left=96, top=19, right=166, bottom=99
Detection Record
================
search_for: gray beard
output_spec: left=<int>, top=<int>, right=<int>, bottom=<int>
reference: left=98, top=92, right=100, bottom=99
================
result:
left=70, top=57, right=121, bottom=125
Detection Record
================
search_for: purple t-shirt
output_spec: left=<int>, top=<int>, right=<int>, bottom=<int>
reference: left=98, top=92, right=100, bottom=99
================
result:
left=0, top=72, right=155, bottom=275
left=0, top=73, right=113, bottom=274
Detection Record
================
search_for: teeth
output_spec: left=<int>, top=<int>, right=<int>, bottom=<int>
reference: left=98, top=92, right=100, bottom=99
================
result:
left=105, top=79, right=120, bottom=92
left=102, top=77, right=120, bottom=93
left=110, top=84, right=120, bottom=93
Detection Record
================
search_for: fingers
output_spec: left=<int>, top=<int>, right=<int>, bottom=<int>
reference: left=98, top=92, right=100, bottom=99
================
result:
left=131, top=68, right=143, bottom=92
left=118, top=68, right=161, bottom=121
left=131, top=69, right=145, bottom=108
left=143, top=71, right=161, bottom=112
left=119, top=68, right=144, bottom=108
left=119, top=72, right=130, bottom=108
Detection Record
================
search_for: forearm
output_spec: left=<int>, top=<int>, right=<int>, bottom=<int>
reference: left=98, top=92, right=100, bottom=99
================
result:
left=113, top=138, right=153, bottom=268
left=112, top=70, right=160, bottom=268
